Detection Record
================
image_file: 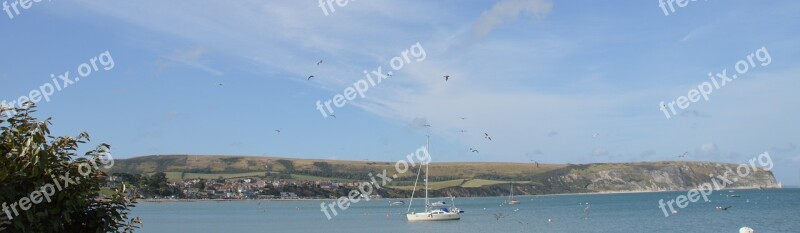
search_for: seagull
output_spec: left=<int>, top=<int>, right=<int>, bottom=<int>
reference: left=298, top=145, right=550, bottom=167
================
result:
left=216, top=82, right=224, bottom=86
left=443, top=75, right=450, bottom=81
left=308, top=75, right=314, bottom=80
left=387, top=72, right=393, bottom=77
left=484, top=133, right=492, bottom=141
left=423, top=124, right=432, bottom=127
left=459, top=130, right=468, bottom=133
left=274, top=129, right=281, bottom=133
left=470, top=148, right=479, bottom=154
left=317, top=60, right=323, bottom=66
left=329, top=114, right=336, bottom=119
left=678, top=152, right=688, bottom=158
left=459, top=117, right=467, bottom=120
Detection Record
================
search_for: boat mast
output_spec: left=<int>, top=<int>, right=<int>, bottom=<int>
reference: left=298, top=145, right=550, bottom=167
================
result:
left=510, top=182, right=513, bottom=200
left=425, top=135, right=430, bottom=211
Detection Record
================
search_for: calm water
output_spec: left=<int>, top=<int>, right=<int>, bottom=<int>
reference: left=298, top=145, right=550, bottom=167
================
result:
left=131, top=189, right=800, bottom=232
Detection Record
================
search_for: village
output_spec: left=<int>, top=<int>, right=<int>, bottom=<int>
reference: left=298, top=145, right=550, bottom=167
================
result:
left=104, top=173, right=383, bottom=201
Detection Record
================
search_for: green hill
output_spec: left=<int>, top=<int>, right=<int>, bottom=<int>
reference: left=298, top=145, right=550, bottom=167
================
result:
left=109, top=155, right=780, bottom=196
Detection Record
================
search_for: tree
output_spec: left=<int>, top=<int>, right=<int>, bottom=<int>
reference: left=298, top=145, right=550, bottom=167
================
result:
left=0, top=104, right=141, bottom=232
left=275, top=159, right=294, bottom=173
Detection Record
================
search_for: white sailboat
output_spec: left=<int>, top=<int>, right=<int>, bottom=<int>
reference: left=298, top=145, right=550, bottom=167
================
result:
left=507, top=182, right=520, bottom=205
left=406, top=136, right=461, bottom=221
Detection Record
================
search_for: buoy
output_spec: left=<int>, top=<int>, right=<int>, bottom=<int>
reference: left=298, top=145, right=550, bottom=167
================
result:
left=739, top=227, right=754, bottom=233
left=672, top=210, right=678, bottom=214
left=548, top=218, right=552, bottom=222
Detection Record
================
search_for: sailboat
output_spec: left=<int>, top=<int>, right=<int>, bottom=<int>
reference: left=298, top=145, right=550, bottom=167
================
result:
left=507, top=182, right=520, bottom=205
left=406, top=136, right=461, bottom=221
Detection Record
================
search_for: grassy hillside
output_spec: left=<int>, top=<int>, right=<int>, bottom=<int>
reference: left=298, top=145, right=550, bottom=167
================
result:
left=110, top=154, right=566, bottom=181
left=110, top=154, right=779, bottom=196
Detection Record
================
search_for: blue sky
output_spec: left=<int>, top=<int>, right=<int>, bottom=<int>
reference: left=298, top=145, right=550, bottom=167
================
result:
left=1, top=0, right=798, bottom=185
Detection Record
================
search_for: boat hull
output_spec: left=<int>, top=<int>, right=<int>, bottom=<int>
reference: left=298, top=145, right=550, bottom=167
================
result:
left=406, top=212, right=461, bottom=221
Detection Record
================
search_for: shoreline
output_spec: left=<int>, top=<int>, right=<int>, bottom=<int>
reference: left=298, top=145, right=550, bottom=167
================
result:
left=137, top=187, right=786, bottom=203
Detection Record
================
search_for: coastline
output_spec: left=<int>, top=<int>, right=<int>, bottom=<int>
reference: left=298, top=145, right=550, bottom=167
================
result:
left=136, top=187, right=785, bottom=203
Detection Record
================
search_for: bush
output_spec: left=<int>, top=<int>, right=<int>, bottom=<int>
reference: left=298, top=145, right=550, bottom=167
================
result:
left=0, top=105, right=141, bottom=232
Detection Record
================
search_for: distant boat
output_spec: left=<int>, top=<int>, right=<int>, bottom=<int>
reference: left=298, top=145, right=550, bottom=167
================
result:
left=507, top=182, right=521, bottom=205
left=431, top=201, right=448, bottom=207
left=406, top=136, right=461, bottom=221
left=390, top=201, right=405, bottom=206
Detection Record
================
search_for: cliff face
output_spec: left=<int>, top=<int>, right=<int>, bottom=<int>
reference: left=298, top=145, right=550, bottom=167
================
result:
left=557, top=162, right=780, bottom=192
left=380, top=162, right=780, bottom=198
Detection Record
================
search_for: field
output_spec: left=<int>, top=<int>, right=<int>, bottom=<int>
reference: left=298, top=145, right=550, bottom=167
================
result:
left=387, top=178, right=529, bottom=190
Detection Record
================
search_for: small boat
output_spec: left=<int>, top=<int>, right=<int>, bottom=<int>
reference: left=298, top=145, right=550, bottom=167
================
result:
left=389, top=201, right=405, bottom=206
left=406, top=136, right=461, bottom=222
left=431, top=201, right=448, bottom=207
left=506, top=182, right=521, bottom=205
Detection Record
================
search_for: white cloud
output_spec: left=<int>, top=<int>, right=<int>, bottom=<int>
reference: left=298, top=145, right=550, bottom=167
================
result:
left=408, top=117, right=430, bottom=130
left=156, top=47, right=223, bottom=76
left=472, top=0, right=553, bottom=38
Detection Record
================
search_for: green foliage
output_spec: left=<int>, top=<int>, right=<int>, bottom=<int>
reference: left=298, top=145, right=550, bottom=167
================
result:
left=0, top=105, right=141, bottom=232
left=111, top=173, right=141, bottom=185
left=139, top=172, right=174, bottom=196
left=275, top=159, right=294, bottom=173
left=312, top=162, right=332, bottom=174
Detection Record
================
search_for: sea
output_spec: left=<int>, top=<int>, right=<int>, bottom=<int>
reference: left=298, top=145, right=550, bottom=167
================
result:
left=131, top=189, right=800, bottom=232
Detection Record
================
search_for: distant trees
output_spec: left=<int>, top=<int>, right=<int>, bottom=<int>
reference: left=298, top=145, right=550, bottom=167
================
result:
left=275, top=159, right=294, bottom=173
left=140, top=172, right=174, bottom=196
left=0, top=105, right=140, bottom=232
left=313, top=162, right=333, bottom=176
left=195, top=179, right=207, bottom=191
left=112, top=173, right=142, bottom=185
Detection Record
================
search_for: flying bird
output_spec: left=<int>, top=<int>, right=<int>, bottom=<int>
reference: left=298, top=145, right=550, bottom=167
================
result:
left=329, top=114, right=336, bottom=119
left=459, top=130, right=468, bottom=133
left=484, top=133, right=492, bottom=141
left=470, top=148, right=479, bottom=154
left=459, top=117, right=467, bottom=120
left=215, top=82, right=224, bottom=86
left=308, top=75, right=314, bottom=80
left=443, top=75, right=450, bottom=81
left=274, top=129, right=281, bottom=133
left=678, top=152, right=688, bottom=158
left=423, top=124, right=432, bottom=127
left=317, top=60, right=323, bottom=66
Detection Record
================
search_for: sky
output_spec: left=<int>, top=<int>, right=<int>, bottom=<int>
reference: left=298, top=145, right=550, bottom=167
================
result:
left=1, top=0, right=798, bottom=185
